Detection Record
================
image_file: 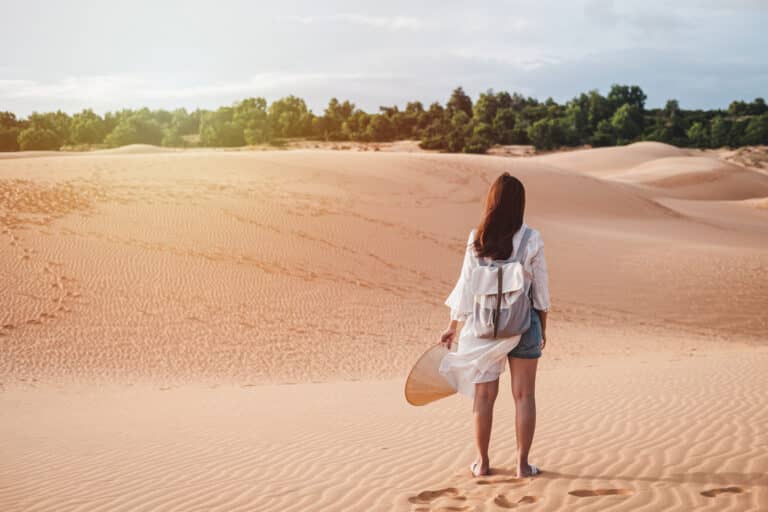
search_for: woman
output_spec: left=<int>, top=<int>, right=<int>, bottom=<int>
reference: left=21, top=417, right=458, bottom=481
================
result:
left=438, top=173, right=550, bottom=478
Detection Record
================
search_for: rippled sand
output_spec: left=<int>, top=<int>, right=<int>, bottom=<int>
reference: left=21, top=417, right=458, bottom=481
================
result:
left=1, top=143, right=767, bottom=511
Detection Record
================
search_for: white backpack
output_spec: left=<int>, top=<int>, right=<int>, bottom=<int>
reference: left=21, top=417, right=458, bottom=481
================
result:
left=469, top=227, right=533, bottom=339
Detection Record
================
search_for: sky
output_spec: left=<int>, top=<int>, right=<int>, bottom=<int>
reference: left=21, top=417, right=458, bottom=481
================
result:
left=1, top=0, right=766, bottom=116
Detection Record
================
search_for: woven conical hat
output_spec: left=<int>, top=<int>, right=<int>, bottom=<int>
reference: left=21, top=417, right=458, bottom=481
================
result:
left=404, top=344, right=456, bottom=406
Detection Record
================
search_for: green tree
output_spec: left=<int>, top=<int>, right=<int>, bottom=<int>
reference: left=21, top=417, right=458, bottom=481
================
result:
left=199, top=107, right=245, bottom=147
left=104, top=110, right=163, bottom=147
left=170, top=108, right=200, bottom=135
left=492, top=108, right=517, bottom=144
left=401, top=101, right=425, bottom=138
left=419, top=114, right=450, bottom=150
left=269, top=96, right=313, bottom=138
left=0, top=112, right=23, bottom=151
left=419, top=102, right=445, bottom=133
left=18, top=127, right=61, bottom=150
left=447, top=86, right=473, bottom=118
left=710, top=116, right=731, bottom=147
left=20, top=111, right=71, bottom=149
left=338, top=111, right=368, bottom=141
left=464, top=122, right=494, bottom=153
left=592, top=119, right=616, bottom=147
left=647, top=99, right=688, bottom=145
left=365, top=114, right=395, bottom=141
left=70, top=109, right=106, bottom=145
left=747, top=97, right=767, bottom=116
left=234, top=97, right=271, bottom=144
left=686, top=122, right=710, bottom=148
left=587, top=90, right=612, bottom=132
left=473, top=90, right=499, bottom=126
left=161, top=126, right=184, bottom=147
left=607, top=85, right=646, bottom=111
left=561, top=98, right=589, bottom=145
left=319, top=98, right=355, bottom=140
left=728, top=100, right=749, bottom=116
left=728, top=118, right=750, bottom=147
left=528, top=118, right=565, bottom=150
left=742, top=114, right=768, bottom=145
left=446, top=111, right=473, bottom=152
left=610, top=104, right=642, bottom=144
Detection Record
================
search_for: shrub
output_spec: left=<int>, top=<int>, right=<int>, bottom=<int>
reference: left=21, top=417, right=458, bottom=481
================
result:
left=18, top=127, right=61, bottom=150
left=0, top=127, right=20, bottom=151
left=528, top=118, right=565, bottom=150
left=104, top=113, right=163, bottom=147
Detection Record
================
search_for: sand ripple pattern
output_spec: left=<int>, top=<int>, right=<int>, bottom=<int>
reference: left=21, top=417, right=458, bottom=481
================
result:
left=1, top=149, right=767, bottom=384
left=1, top=352, right=766, bottom=511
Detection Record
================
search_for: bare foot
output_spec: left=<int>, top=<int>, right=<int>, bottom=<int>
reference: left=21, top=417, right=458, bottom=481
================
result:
left=517, top=463, right=540, bottom=478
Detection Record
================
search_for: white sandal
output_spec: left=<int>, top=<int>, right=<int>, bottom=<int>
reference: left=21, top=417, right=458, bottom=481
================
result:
left=470, top=462, right=486, bottom=477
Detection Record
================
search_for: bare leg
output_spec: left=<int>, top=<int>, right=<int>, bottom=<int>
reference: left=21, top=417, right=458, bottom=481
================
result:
left=508, top=357, right=538, bottom=477
left=472, top=379, right=499, bottom=475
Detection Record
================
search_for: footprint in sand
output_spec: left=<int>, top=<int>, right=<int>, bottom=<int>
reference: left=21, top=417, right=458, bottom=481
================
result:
left=408, top=487, right=465, bottom=505
left=494, top=494, right=540, bottom=508
left=701, top=486, right=744, bottom=498
left=569, top=488, right=633, bottom=498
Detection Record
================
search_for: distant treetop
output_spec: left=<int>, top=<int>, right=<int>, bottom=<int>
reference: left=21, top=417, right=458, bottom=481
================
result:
left=1, top=85, right=766, bottom=153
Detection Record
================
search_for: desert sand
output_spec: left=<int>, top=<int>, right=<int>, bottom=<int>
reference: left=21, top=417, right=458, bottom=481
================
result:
left=1, top=142, right=767, bottom=511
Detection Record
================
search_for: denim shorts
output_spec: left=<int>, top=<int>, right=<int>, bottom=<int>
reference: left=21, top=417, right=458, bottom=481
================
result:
left=508, top=310, right=543, bottom=359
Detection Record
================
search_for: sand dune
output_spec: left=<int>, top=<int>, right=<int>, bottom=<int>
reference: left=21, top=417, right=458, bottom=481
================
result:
left=2, top=350, right=766, bottom=511
left=92, top=144, right=180, bottom=155
left=2, top=149, right=765, bottom=382
left=609, top=156, right=768, bottom=200
left=536, top=141, right=690, bottom=176
left=1, top=143, right=766, bottom=511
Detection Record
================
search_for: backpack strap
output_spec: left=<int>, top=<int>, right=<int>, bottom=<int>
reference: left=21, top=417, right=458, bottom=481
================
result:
left=514, top=227, right=535, bottom=307
left=512, top=227, right=532, bottom=263
left=493, top=264, right=502, bottom=339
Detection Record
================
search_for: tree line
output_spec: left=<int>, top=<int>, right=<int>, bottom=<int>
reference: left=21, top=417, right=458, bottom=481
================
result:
left=1, top=85, right=767, bottom=153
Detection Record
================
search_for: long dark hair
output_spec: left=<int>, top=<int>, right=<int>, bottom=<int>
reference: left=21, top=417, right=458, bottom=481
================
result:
left=473, top=173, right=526, bottom=260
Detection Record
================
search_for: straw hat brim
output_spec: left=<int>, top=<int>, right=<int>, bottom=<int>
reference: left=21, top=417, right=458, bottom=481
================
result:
left=404, top=344, right=456, bottom=406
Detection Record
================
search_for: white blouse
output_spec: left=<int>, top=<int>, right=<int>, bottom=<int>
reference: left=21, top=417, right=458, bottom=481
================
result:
left=445, top=223, right=551, bottom=321
left=439, top=224, right=550, bottom=397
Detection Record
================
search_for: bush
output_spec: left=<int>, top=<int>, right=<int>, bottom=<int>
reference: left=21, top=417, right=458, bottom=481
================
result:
left=0, top=126, right=20, bottom=151
left=18, top=127, right=61, bottom=150
left=528, top=118, right=565, bottom=150
left=742, top=114, right=768, bottom=145
left=104, top=113, right=163, bottom=147
left=709, top=117, right=731, bottom=147
left=610, top=104, right=642, bottom=144
left=464, top=122, right=494, bottom=153
left=687, top=122, right=710, bottom=148
left=161, top=127, right=184, bottom=147
left=269, top=96, right=312, bottom=138
left=70, top=109, right=106, bottom=145
left=365, top=115, right=395, bottom=142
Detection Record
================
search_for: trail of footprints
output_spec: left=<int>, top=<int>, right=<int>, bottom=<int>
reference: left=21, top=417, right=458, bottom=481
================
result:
left=409, top=473, right=747, bottom=510
left=0, top=226, right=81, bottom=337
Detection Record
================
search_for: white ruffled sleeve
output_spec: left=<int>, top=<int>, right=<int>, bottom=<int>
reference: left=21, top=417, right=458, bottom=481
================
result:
left=529, top=234, right=551, bottom=312
left=444, top=230, right=476, bottom=321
